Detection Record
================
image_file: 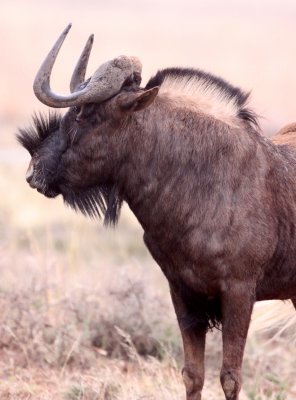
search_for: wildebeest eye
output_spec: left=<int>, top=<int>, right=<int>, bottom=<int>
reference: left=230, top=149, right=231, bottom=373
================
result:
left=74, top=104, right=99, bottom=125
left=73, top=106, right=81, bottom=114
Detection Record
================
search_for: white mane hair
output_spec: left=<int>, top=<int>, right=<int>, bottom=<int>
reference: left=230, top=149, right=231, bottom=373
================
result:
left=145, top=67, right=259, bottom=129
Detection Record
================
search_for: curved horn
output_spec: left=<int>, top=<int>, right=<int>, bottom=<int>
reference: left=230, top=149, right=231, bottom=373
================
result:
left=33, top=25, right=141, bottom=108
left=70, top=34, right=94, bottom=93
left=129, top=56, right=142, bottom=85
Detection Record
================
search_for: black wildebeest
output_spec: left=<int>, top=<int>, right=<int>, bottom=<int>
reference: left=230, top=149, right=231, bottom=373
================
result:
left=18, top=25, right=296, bottom=400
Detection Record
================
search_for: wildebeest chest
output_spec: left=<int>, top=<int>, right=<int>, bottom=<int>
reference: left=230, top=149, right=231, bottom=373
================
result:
left=146, top=234, right=225, bottom=296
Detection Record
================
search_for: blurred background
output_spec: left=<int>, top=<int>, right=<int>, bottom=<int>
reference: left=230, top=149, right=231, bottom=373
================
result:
left=0, top=1, right=296, bottom=399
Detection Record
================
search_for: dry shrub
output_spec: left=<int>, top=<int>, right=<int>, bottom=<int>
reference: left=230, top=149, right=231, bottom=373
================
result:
left=0, top=278, right=180, bottom=371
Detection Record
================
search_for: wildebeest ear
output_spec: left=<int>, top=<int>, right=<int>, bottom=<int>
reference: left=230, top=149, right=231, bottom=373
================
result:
left=119, top=87, right=159, bottom=112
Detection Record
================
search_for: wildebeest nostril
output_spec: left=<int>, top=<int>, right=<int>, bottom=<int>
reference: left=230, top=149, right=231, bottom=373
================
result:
left=26, top=162, right=34, bottom=183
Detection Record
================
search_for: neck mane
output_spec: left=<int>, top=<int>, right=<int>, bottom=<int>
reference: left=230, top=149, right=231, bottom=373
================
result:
left=145, top=67, right=259, bottom=129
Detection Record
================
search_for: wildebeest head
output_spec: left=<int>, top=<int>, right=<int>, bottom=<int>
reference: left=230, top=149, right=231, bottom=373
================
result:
left=18, top=25, right=158, bottom=224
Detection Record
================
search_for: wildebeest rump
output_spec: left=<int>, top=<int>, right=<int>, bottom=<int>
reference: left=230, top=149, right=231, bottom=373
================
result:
left=272, top=122, right=296, bottom=148
left=18, top=26, right=296, bottom=400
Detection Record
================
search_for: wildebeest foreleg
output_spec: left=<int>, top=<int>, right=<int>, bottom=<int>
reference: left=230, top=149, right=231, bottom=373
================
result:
left=143, top=234, right=206, bottom=399
left=220, top=283, right=254, bottom=400
left=170, top=286, right=206, bottom=400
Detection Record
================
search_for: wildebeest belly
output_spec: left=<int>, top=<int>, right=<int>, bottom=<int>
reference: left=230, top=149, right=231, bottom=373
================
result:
left=256, top=256, right=296, bottom=300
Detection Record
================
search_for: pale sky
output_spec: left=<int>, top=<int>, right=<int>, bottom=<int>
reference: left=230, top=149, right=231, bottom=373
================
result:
left=1, top=0, right=296, bottom=145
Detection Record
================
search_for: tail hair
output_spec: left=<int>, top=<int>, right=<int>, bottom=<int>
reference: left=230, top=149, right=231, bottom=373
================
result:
left=249, top=300, right=296, bottom=340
